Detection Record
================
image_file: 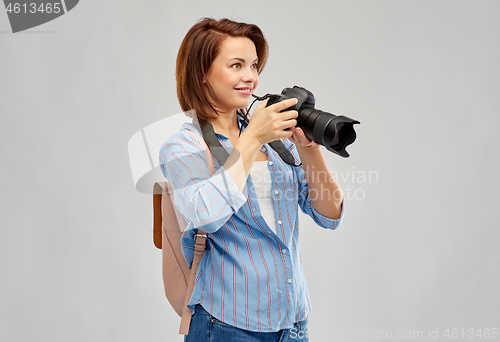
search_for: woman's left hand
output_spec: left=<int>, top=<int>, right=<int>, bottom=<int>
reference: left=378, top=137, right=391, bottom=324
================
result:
left=288, top=126, right=320, bottom=149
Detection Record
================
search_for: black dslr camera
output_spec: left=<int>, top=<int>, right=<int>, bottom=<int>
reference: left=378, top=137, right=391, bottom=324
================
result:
left=259, top=86, right=360, bottom=158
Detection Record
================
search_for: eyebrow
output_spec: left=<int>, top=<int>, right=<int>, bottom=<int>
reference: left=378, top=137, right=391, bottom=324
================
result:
left=229, top=57, right=259, bottom=63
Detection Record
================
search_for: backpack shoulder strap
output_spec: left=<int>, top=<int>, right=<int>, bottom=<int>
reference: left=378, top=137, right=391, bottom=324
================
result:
left=184, top=129, right=215, bottom=175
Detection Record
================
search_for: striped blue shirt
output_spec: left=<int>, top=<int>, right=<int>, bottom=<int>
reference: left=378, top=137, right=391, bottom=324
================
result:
left=159, top=115, right=344, bottom=332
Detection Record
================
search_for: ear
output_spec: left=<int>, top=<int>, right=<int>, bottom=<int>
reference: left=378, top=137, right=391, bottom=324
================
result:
left=203, top=69, right=211, bottom=84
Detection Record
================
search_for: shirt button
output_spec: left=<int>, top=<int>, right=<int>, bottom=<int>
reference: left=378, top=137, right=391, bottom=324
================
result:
left=268, top=161, right=273, bottom=166
left=282, top=249, right=287, bottom=254
left=274, top=190, right=279, bottom=195
left=288, top=279, right=292, bottom=284
left=277, top=220, right=282, bottom=225
left=262, top=147, right=267, bottom=152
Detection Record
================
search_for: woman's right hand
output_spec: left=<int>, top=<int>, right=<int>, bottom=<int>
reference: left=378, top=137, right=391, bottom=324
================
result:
left=244, top=97, right=299, bottom=145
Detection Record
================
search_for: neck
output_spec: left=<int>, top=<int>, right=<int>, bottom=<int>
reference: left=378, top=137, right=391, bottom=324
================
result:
left=210, top=110, right=240, bottom=136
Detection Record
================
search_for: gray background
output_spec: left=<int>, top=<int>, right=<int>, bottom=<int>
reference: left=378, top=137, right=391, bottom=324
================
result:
left=1, top=0, right=499, bottom=341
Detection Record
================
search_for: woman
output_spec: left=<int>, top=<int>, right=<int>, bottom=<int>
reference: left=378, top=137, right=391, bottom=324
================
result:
left=160, top=18, right=344, bottom=342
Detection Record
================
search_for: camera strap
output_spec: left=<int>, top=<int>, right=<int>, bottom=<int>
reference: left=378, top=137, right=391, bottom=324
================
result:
left=200, top=123, right=301, bottom=167
left=267, top=140, right=301, bottom=166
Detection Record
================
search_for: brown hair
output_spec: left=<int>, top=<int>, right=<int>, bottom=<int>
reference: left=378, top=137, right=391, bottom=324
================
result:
left=176, top=18, right=269, bottom=126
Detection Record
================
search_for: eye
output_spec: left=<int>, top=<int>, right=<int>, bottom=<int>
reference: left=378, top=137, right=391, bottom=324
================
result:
left=231, top=63, right=242, bottom=69
left=251, top=63, right=258, bottom=69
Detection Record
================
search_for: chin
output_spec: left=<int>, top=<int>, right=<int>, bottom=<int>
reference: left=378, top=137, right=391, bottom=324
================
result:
left=221, top=98, right=251, bottom=112
left=238, top=100, right=251, bottom=109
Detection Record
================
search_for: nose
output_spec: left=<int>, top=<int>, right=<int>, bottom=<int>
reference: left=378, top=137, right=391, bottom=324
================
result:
left=242, top=66, right=258, bottom=84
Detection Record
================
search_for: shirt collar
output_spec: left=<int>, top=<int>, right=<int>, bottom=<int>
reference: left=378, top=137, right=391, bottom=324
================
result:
left=237, top=112, right=249, bottom=129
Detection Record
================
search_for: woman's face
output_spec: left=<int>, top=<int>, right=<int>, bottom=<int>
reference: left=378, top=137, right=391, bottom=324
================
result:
left=205, top=37, right=259, bottom=115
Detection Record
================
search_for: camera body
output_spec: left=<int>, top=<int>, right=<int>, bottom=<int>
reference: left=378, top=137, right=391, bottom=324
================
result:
left=265, top=86, right=360, bottom=158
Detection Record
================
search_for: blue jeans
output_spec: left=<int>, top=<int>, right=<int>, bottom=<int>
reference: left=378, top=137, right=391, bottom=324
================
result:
left=184, top=304, right=309, bottom=342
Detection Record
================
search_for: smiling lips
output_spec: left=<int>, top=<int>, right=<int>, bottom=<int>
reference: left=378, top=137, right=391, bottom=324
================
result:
left=234, top=87, right=253, bottom=96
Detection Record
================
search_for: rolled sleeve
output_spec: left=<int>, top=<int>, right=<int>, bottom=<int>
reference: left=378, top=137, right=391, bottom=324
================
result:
left=307, top=197, right=344, bottom=230
left=296, top=172, right=344, bottom=230
left=159, top=130, right=247, bottom=233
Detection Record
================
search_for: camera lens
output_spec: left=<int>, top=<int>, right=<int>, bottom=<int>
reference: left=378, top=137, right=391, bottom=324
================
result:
left=298, top=108, right=359, bottom=158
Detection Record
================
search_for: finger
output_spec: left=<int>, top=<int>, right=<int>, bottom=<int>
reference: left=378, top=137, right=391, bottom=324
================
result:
left=281, top=109, right=299, bottom=120
left=295, top=127, right=306, bottom=138
left=282, top=129, right=294, bottom=139
left=282, top=119, right=297, bottom=130
left=254, top=98, right=269, bottom=112
left=295, top=127, right=312, bottom=142
left=277, top=126, right=295, bottom=139
left=269, top=97, right=298, bottom=113
left=292, top=131, right=302, bottom=143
